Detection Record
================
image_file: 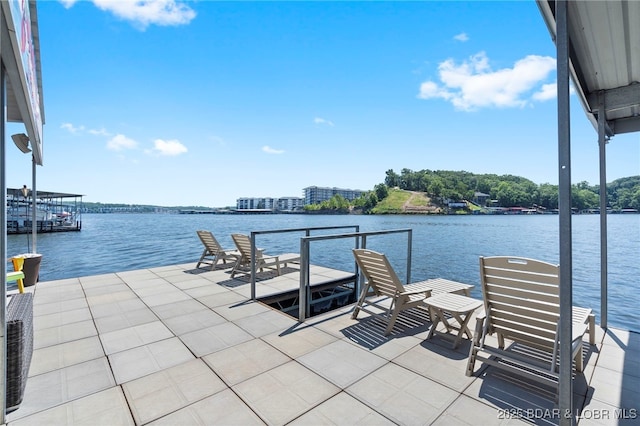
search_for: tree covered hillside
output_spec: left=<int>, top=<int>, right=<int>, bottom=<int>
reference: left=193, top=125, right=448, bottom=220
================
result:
left=383, top=169, right=640, bottom=211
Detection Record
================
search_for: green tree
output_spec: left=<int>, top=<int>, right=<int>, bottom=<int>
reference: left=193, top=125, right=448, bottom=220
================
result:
left=384, top=169, right=400, bottom=188
left=374, top=183, right=388, bottom=201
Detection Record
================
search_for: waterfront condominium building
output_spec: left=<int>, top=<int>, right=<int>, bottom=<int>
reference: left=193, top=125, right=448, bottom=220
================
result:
left=236, top=196, right=304, bottom=211
left=236, top=197, right=276, bottom=210
left=277, top=197, right=305, bottom=211
left=303, top=186, right=365, bottom=205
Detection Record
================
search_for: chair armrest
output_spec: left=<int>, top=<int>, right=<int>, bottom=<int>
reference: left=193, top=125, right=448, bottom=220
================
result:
left=400, top=288, right=432, bottom=298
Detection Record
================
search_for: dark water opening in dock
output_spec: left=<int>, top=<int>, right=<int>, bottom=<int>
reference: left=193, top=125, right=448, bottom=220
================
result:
left=259, top=279, right=357, bottom=319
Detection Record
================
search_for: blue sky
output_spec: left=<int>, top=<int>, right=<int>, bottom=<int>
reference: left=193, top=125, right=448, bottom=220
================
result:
left=6, top=0, right=640, bottom=207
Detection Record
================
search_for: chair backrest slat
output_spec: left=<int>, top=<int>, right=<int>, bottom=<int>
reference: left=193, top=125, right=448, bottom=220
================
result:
left=353, top=249, right=405, bottom=298
left=480, top=256, right=560, bottom=352
left=197, top=230, right=223, bottom=254
left=231, top=233, right=263, bottom=262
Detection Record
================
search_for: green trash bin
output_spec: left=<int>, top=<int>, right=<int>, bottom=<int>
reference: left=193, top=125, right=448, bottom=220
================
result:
left=13, top=254, right=42, bottom=287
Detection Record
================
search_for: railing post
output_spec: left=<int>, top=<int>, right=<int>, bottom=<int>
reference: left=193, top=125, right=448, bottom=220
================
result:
left=299, top=238, right=309, bottom=322
left=250, top=232, right=257, bottom=300
left=406, top=229, right=412, bottom=284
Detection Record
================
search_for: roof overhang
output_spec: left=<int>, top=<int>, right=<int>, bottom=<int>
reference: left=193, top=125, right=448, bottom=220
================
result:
left=537, top=0, right=640, bottom=138
left=1, top=0, right=45, bottom=164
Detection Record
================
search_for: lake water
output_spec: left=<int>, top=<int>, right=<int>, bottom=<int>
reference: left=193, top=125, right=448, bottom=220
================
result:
left=7, top=213, right=640, bottom=332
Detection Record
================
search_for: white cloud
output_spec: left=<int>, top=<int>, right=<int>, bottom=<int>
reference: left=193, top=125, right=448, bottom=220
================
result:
left=61, top=123, right=85, bottom=133
left=453, top=32, right=469, bottom=42
left=107, top=134, right=138, bottom=151
left=151, top=139, right=188, bottom=156
left=418, top=51, right=557, bottom=111
left=262, top=145, right=284, bottom=154
left=532, top=83, right=557, bottom=101
left=59, top=0, right=77, bottom=9
left=88, top=127, right=110, bottom=136
left=64, top=0, right=196, bottom=30
left=314, top=117, right=334, bottom=127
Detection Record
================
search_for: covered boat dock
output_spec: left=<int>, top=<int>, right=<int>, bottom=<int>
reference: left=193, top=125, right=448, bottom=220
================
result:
left=6, top=188, right=83, bottom=234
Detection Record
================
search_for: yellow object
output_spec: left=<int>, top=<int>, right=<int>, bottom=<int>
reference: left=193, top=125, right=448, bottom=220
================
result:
left=9, top=257, right=25, bottom=293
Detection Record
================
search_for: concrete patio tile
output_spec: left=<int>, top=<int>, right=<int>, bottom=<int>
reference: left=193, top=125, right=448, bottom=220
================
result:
left=7, top=387, right=134, bottom=426
left=150, top=299, right=208, bottom=320
left=179, top=322, right=254, bottom=357
left=31, top=286, right=85, bottom=305
left=589, top=365, right=640, bottom=409
left=347, top=362, right=458, bottom=425
left=298, top=339, right=387, bottom=388
left=140, top=290, right=192, bottom=307
left=88, top=297, right=148, bottom=318
left=29, top=336, right=105, bottom=376
left=32, top=297, right=88, bottom=317
left=262, top=324, right=338, bottom=359
left=117, top=270, right=161, bottom=281
left=123, top=359, right=226, bottom=424
left=234, top=308, right=298, bottom=338
left=197, top=290, right=248, bottom=308
left=594, top=344, right=640, bottom=378
left=233, top=361, right=340, bottom=425
left=463, top=368, right=574, bottom=422
left=131, top=282, right=176, bottom=297
left=79, top=273, right=125, bottom=286
left=6, top=358, right=115, bottom=422
left=168, top=276, right=217, bottom=291
left=393, top=340, right=476, bottom=392
left=162, top=309, right=227, bottom=335
left=289, top=392, right=395, bottom=425
left=339, top=316, right=423, bottom=360
left=100, top=321, right=174, bottom=355
left=578, top=397, right=634, bottom=426
left=93, top=307, right=159, bottom=334
left=601, top=328, right=637, bottom=348
left=33, top=307, right=92, bottom=331
left=183, top=283, right=230, bottom=298
left=34, top=319, right=97, bottom=349
left=212, top=300, right=273, bottom=322
left=35, top=277, right=80, bottom=289
left=203, top=339, right=291, bottom=386
left=82, top=283, right=131, bottom=297
left=147, top=388, right=265, bottom=425
left=307, top=309, right=388, bottom=339
left=432, top=394, right=529, bottom=425
left=109, top=337, right=195, bottom=384
left=122, top=277, right=169, bottom=292
left=86, top=290, right=139, bottom=307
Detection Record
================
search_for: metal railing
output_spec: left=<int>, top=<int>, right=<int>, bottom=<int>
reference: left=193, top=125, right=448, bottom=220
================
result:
left=247, top=226, right=413, bottom=322
left=248, top=225, right=360, bottom=300
left=298, top=228, right=412, bottom=321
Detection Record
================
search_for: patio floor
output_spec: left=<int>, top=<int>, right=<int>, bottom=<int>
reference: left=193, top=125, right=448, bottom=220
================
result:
left=5, top=262, right=639, bottom=425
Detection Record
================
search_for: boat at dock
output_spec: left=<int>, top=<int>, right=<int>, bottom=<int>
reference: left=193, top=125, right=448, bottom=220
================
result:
left=6, top=188, right=83, bottom=234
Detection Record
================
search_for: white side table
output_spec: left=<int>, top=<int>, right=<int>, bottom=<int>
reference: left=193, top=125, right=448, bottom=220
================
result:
left=424, top=293, right=483, bottom=349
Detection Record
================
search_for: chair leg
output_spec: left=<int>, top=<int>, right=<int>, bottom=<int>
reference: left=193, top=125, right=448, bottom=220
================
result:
left=230, top=258, right=243, bottom=278
left=466, top=316, right=484, bottom=377
left=574, top=347, right=584, bottom=373
left=196, top=249, right=208, bottom=268
left=351, top=284, right=370, bottom=319
left=384, top=303, right=403, bottom=336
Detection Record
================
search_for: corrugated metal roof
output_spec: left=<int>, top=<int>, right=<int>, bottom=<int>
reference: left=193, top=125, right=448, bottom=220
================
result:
left=537, top=0, right=640, bottom=137
left=6, top=188, right=83, bottom=200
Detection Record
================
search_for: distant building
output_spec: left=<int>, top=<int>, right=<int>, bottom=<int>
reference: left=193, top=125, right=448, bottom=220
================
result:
left=236, top=196, right=304, bottom=212
left=277, top=197, right=305, bottom=211
left=473, top=192, right=490, bottom=206
left=236, top=197, right=276, bottom=210
left=303, top=186, right=365, bottom=205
